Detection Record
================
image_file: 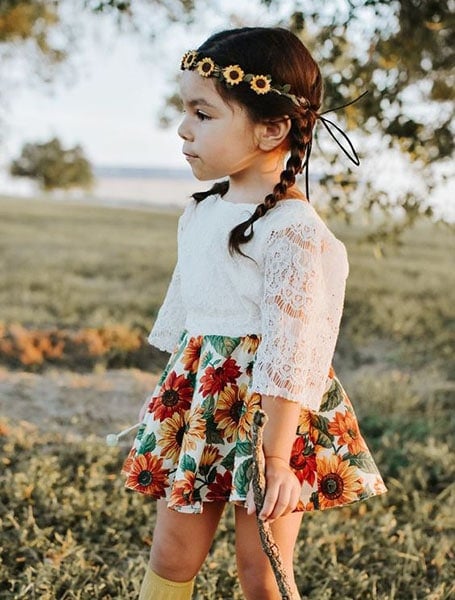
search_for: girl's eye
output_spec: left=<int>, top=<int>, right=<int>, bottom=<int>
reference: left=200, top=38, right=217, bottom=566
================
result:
left=196, top=110, right=211, bottom=121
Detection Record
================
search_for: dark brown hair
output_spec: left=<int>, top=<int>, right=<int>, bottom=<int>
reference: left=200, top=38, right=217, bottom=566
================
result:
left=189, top=27, right=323, bottom=258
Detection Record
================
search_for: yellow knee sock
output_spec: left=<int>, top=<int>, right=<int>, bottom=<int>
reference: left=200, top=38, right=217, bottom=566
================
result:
left=138, top=566, right=195, bottom=600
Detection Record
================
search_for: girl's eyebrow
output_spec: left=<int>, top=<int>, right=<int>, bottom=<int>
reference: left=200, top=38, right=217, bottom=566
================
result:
left=186, top=98, right=218, bottom=109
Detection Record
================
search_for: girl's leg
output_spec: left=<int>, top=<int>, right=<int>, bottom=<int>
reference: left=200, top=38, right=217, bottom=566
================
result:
left=138, top=499, right=225, bottom=600
left=234, top=506, right=303, bottom=600
left=149, top=499, right=226, bottom=579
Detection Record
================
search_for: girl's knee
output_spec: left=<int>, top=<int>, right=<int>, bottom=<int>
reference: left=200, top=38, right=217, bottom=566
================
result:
left=237, top=568, right=281, bottom=599
left=236, top=555, right=278, bottom=598
left=237, top=551, right=298, bottom=600
left=149, top=531, right=201, bottom=581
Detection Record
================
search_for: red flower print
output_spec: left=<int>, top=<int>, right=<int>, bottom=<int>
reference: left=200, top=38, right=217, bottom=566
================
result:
left=207, top=471, right=233, bottom=501
left=149, top=371, right=193, bottom=421
left=121, top=447, right=136, bottom=476
left=182, top=336, right=203, bottom=372
left=125, top=453, right=169, bottom=497
left=199, top=357, right=241, bottom=397
left=328, top=410, right=368, bottom=455
left=290, top=436, right=317, bottom=486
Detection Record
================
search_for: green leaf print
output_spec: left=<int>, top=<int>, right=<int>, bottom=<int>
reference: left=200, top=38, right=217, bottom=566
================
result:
left=201, top=351, right=213, bottom=370
left=136, top=423, right=146, bottom=441
left=316, top=429, right=334, bottom=449
left=205, top=415, right=224, bottom=444
left=202, top=395, right=215, bottom=417
left=157, top=367, right=169, bottom=387
left=345, top=452, right=379, bottom=474
left=221, top=448, right=236, bottom=471
left=209, top=336, right=241, bottom=357
left=207, top=466, right=217, bottom=484
left=312, top=414, right=334, bottom=448
left=319, top=383, right=343, bottom=412
left=186, top=370, right=197, bottom=390
left=235, top=440, right=252, bottom=456
left=158, top=344, right=183, bottom=386
left=180, top=454, right=197, bottom=473
left=234, top=457, right=253, bottom=497
left=138, top=432, right=156, bottom=455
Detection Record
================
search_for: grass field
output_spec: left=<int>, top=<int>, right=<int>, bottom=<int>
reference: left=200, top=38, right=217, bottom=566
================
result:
left=0, top=195, right=454, bottom=599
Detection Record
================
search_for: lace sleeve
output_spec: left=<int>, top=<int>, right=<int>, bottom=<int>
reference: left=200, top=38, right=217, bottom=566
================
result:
left=147, top=203, right=194, bottom=353
left=147, top=262, right=186, bottom=353
left=250, top=221, right=348, bottom=411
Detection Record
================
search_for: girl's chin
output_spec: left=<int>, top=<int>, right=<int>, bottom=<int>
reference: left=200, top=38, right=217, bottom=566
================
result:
left=190, top=168, right=223, bottom=182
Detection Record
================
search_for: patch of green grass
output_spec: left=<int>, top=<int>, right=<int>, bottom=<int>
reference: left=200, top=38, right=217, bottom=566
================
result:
left=0, top=197, right=179, bottom=330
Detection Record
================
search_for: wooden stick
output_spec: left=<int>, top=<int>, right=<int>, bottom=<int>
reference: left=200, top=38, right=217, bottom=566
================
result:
left=251, top=409, right=296, bottom=600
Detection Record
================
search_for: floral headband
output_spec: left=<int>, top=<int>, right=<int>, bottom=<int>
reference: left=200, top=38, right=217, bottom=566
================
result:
left=181, top=49, right=368, bottom=199
left=181, top=50, right=307, bottom=107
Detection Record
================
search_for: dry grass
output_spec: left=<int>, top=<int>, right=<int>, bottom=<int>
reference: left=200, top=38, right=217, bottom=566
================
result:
left=0, top=366, right=453, bottom=599
left=0, top=196, right=454, bottom=598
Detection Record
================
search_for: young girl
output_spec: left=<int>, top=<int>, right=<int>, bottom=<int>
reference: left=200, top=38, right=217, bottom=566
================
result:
left=121, top=26, right=387, bottom=600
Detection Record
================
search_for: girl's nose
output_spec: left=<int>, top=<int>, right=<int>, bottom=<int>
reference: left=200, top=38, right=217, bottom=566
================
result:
left=177, top=115, right=193, bottom=141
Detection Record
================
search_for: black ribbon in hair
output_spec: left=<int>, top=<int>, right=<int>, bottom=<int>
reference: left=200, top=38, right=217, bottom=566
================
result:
left=302, top=90, right=368, bottom=200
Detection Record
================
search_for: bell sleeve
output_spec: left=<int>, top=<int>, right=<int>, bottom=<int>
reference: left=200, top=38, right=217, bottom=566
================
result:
left=250, top=220, right=349, bottom=412
left=147, top=261, right=186, bottom=353
left=147, top=203, right=194, bottom=353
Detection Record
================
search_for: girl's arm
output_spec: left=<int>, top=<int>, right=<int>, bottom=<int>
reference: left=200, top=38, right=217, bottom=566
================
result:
left=248, top=217, right=349, bottom=521
left=256, top=395, right=302, bottom=522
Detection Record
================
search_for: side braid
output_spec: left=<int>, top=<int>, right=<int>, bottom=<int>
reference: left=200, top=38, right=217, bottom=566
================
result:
left=228, top=108, right=317, bottom=259
left=192, top=180, right=229, bottom=203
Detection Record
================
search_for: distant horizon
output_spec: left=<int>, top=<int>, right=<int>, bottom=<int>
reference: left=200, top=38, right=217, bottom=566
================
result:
left=93, top=164, right=193, bottom=180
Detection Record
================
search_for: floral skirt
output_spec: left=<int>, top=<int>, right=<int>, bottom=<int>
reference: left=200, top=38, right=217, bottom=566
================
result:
left=122, top=329, right=387, bottom=514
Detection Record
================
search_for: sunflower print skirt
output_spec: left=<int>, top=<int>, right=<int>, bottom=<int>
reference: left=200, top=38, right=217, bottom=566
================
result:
left=122, top=329, right=387, bottom=514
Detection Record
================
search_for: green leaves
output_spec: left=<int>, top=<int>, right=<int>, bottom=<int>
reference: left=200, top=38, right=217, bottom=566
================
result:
left=234, top=458, right=253, bottom=497
left=319, top=383, right=343, bottom=413
left=235, top=440, right=252, bottom=456
left=344, top=451, right=380, bottom=474
left=205, top=415, right=224, bottom=445
left=209, top=336, right=241, bottom=357
left=201, top=350, right=214, bottom=370
left=311, top=414, right=334, bottom=449
left=180, top=454, right=196, bottom=473
left=138, top=432, right=156, bottom=455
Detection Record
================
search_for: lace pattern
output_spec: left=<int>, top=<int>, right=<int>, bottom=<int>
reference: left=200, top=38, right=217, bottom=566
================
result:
left=147, top=262, right=186, bottom=353
left=147, top=206, right=193, bottom=353
left=250, top=221, right=347, bottom=411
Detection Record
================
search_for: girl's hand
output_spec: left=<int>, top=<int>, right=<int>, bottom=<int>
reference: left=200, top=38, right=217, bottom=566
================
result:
left=246, top=457, right=301, bottom=523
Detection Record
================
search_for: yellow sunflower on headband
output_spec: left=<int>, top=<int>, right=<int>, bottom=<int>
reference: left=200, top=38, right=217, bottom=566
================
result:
left=222, top=65, right=245, bottom=85
left=181, top=50, right=198, bottom=70
left=250, top=74, right=272, bottom=94
left=197, top=57, right=216, bottom=77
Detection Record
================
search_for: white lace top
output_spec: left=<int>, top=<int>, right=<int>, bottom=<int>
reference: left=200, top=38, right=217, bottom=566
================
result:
left=148, top=194, right=349, bottom=412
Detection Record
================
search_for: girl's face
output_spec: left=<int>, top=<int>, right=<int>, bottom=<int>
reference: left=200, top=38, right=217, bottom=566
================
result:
left=178, top=71, right=263, bottom=181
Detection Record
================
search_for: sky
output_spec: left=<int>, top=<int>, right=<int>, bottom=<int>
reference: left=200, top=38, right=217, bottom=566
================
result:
left=1, top=0, right=299, bottom=170
left=0, top=2, right=452, bottom=221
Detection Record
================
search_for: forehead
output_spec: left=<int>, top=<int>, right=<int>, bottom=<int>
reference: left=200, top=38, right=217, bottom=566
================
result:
left=179, top=70, right=231, bottom=110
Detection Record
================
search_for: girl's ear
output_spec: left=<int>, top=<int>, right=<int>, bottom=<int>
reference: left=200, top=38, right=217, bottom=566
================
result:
left=256, top=117, right=292, bottom=152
